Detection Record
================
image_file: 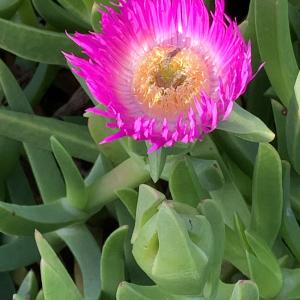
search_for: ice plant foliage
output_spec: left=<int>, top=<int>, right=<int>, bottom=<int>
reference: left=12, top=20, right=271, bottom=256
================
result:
left=65, top=0, right=253, bottom=152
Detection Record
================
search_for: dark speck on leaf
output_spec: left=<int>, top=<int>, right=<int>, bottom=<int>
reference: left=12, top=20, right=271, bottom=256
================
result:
left=188, top=219, right=193, bottom=230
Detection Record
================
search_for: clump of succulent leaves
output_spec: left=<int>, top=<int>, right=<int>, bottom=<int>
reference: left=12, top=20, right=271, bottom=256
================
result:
left=0, top=0, right=300, bottom=300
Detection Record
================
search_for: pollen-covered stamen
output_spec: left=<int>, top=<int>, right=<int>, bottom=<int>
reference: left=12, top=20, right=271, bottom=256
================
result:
left=133, top=46, right=212, bottom=117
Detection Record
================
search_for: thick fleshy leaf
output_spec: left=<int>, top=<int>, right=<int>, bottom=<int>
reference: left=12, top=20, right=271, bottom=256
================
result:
left=35, top=231, right=83, bottom=300
left=271, top=100, right=289, bottom=159
left=0, top=237, right=39, bottom=272
left=24, top=145, right=65, bottom=204
left=0, top=198, right=87, bottom=236
left=0, top=0, right=22, bottom=19
left=224, top=225, right=249, bottom=277
left=87, top=112, right=129, bottom=165
left=116, top=188, right=138, bottom=219
left=230, top=281, right=259, bottom=300
left=0, top=59, right=66, bottom=203
left=281, top=161, right=300, bottom=261
left=169, top=157, right=208, bottom=207
left=17, top=270, right=38, bottom=300
left=56, top=225, right=101, bottom=300
left=254, top=0, right=299, bottom=106
left=289, top=3, right=300, bottom=40
left=191, top=136, right=251, bottom=227
left=0, top=109, right=99, bottom=162
left=91, top=2, right=101, bottom=32
left=213, top=130, right=258, bottom=177
left=0, top=136, right=19, bottom=181
left=35, top=290, right=44, bottom=300
left=85, top=154, right=112, bottom=185
left=116, top=282, right=200, bottom=300
left=0, top=18, right=80, bottom=65
left=114, top=201, right=150, bottom=285
left=13, top=295, right=26, bottom=300
left=245, top=231, right=282, bottom=298
left=250, top=143, right=283, bottom=246
left=190, top=158, right=225, bottom=192
left=223, top=156, right=252, bottom=201
left=276, top=268, right=300, bottom=300
left=17, top=0, right=39, bottom=27
left=218, top=103, right=275, bottom=143
left=243, top=0, right=273, bottom=122
left=32, top=0, right=90, bottom=32
left=133, top=202, right=213, bottom=295
left=87, top=158, right=150, bottom=212
left=286, top=72, right=300, bottom=174
left=101, top=226, right=128, bottom=300
left=131, top=185, right=165, bottom=243
left=148, top=147, right=167, bottom=183
left=6, top=163, right=35, bottom=205
left=51, top=137, right=88, bottom=210
left=0, top=272, right=15, bottom=299
left=202, top=200, right=224, bottom=299
left=57, top=0, right=91, bottom=24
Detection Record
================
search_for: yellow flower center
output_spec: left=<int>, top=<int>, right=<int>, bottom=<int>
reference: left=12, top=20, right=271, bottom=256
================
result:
left=133, top=46, right=210, bottom=117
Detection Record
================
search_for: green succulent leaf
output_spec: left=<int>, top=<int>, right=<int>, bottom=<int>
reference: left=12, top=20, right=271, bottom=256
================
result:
left=254, top=0, right=299, bottom=106
left=190, top=158, right=225, bottom=192
left=56, top=0, right=91, bottom=25
left=0, top=109, right=98, bottom=162
left=87, top=112, right=129, bottom=165
left=91, top=2, right=102, bottom=32
left=116, top=188, right=139, bottom=219
left=0, top=198, right=87, bottom=236
left=131, top=185, right=165, bottom=243
left=0, top=0, right=22, bottom=19
left=35, top=231, right=83, bottom=300
left=0, top=273, right=15, bottom=299
left=218, top=103, right=275, bottom=143
left=230, top=280, right=259, bottom=300
left=250, top=143, right=283, bottom=246
left=0, top=237, right=39, bottom=272
left=202, top=200, right=225, bottom=299
left=35, top=290, right=44, bottom=300
left=224, top=225, right=249, bottom=277
left=245, top=231, right=282, bottom=298
left=13, top=295, right=26, bottom=300
left=212, top=131, right=257, bottom=177
left=286, top=72, right=300, bottom=174
left=191, top=136, right=251, bottom=228
left=50, top=136, right=88, bottom=210
left=0, top=59, right=66, bottom=203
left=0, top=18, right=80, bottom=65
left=148, top=147, right=167, bottom=183
left=116, top=282, right=200, bottom=300
left=32, top=0, right=90, bottom=32
left=56, top=225, right=101, bottom=300
left=24, top=145, right=66, bottom=203
left=132, top=201, right=213, bottom=295
left=271, top=100, right=289, bottom=159
left=6, top=163, right=34, bottom=205
left=17, top=270, right=38, bottom=300
left=276, top=268, right=300, bottom=300
left=101, top=226, right=128, bottom=300
left=281, top=161, right=300, bottom=261
left=169, top=157, right=208, bottom=207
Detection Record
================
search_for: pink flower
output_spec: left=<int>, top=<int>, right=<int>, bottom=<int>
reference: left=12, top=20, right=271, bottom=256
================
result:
left=65, top=0, right=252, bottom=153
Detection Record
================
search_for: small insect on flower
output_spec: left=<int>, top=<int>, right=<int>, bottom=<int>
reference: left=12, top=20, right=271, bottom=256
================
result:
left=65, top=0, right=253, bottom=153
